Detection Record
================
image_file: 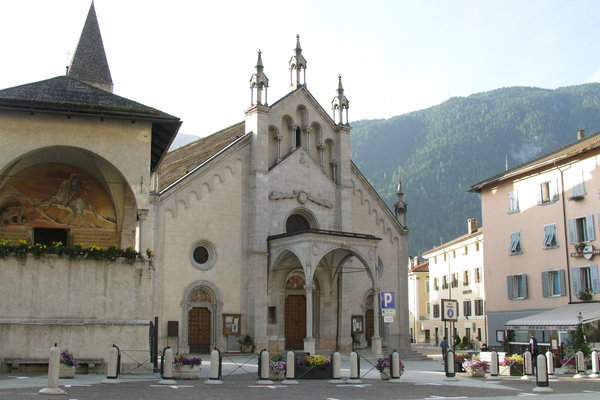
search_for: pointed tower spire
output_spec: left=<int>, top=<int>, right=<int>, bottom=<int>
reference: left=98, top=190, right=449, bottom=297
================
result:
left=331, top=75, right=349, bottom=125
left=250, top=50, right=269, bottom=106
left=67, top=2, right=114, bottom=92
left=289, top=34, right=307, bottom=91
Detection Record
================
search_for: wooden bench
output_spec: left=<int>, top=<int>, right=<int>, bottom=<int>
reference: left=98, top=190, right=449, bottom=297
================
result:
left=4, top=358, right=105, bottom=374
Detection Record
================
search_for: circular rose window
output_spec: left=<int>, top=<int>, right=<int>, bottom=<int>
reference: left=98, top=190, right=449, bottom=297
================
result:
left=190, top=240, right=216, bottom=270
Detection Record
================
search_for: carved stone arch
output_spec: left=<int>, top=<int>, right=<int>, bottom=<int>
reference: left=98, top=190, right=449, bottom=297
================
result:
left=200, top=182, right=211, bottom=197
left=190, top=190, right=200, bottom=202
left=181, top=280, right=223, bottom=353
left=224, top=165, right=234, bottom=178
left=213, top=174, right=223, bottom=185
left=296, top=105, right=308, bottom=130
left=165, top=208, right=176, bottom=219
left=285, top=207, right=319, bottom=233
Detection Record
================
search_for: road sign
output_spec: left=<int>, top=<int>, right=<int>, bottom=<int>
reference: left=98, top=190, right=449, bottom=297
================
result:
left=442, top=299, right=458, bottom=321
left=381, top=309, right=396, bottom=316
left=383, top=315, right=394, bottom=323
left=380, top=291, right=395, bottom=309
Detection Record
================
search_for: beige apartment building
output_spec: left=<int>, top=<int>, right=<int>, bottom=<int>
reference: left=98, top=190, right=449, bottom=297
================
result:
left=422, top=219, right=486, bottom=347
left=408, top=258, right=430, bottom=344
left=470, top=130, right=600, bottom=348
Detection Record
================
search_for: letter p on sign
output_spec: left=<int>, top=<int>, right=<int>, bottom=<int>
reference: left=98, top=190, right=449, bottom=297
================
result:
left=380, top=291, right=395, bottom=309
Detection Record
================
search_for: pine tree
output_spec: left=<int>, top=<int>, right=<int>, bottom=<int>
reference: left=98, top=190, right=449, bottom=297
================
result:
left=571, top=312, right=592, bottom=358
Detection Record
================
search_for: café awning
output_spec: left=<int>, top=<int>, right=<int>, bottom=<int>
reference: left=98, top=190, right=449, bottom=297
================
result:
left=505, top=303, right=600, bottom=331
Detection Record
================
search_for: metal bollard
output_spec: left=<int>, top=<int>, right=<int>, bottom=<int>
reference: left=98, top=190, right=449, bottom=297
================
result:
left=158, top=347, right=176, bottom=385
left=39, top=343, right=66, bottom=395
left=522, top=351, right=532, bottom=379
left=574, top=350, right=586, bottom=379
left=328, top=351, right=343, bottom=384
left=204, top=348, right=223, bottom=385
left=590, top=350, right=599, bottom=378
left=445, top=349, right=455, bottom=378
left=490, top=351, right=499, bottom=377
left=546, top=350, right=554, bottom=376
left=532, top=353, right=554, bottom=392
left=257, top=349, right=273, bottom=384
left=282, top=350, right=299, bottom=385
left=102, top=344, right=121, bottom=384
left=390, top=351, right=402, bottom=383
left=347, top=351, right=362, bottom=383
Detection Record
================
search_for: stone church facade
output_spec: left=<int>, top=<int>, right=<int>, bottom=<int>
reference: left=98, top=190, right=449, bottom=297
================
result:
left=0, top=4, right=409, bottom=366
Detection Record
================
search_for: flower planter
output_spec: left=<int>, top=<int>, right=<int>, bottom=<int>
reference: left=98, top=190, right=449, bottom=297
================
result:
left=379, top=366, right=391, bottom=380
left=269, top=373, right=285, bottom=381
left=172, top=365, right=201, bottom=380
left=509, top=365, right=523, bottom=376
left=240, top=344, right=254, bottom=353
left=297, top=366, right=332, bottom=379
left=466, top=367, right=485, bottom=377
left=561, top=365, right=576, bottom=374
left=59, top=364, right=76, bottom=379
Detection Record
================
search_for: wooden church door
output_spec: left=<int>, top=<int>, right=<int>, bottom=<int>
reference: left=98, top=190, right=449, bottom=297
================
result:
left=188, top=307, right=211, bottom=353
left=284, top=295, right=306, bottom=349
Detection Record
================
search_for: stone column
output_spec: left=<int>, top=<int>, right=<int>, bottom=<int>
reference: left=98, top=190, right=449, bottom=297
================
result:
left=304, top=280, right=315, bottom=354
left=371, top=265, right=383, bottom=356
left=137, top=209, right=149, bottom=253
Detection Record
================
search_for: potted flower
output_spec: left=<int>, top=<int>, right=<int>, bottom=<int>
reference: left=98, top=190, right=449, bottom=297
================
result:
left=561, top=354, right=589, bottom=374
left=376, top=358, right=391, bottom=380
left=500, top=354, right=523, bottom=376
left=578, top=290, right=593, bottom=301
left=454, top=353, right=469, bottom=372
left=239, top=334, right=254, bottom=353
left=172, top=355, right=202, bottom=379
left=59, top=350, right=79, bottom=378
left=462, top=357, right=489, bottom=377
left=296, top=355, right=331, bottom=379
left=269, top=352, right=286, bottom=381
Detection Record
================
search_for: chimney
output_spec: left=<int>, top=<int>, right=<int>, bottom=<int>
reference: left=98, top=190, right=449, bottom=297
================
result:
left=577, top=130, right=585, bottom=140
left=468, top=218, right=478, bottom=234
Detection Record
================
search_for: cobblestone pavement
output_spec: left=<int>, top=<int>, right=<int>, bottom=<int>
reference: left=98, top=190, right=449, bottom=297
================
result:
left=1, top=357, right=600, bottom=399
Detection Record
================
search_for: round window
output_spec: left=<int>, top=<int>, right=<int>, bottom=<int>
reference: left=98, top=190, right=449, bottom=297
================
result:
left=190, top=240, right=216, bottom=270
left=193, top=246, right=209, bottom=264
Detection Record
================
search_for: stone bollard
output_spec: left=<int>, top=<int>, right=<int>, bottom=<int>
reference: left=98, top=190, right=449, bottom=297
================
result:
left=39, top=343, right=66, bottom=395
left=445, top=349, right=456, bottom=379
left=158, top=347, right=176, bottom=385
left=282, top=350, right=299, bottom=385
left=257, top=349, right=273, bottom=385
left=205, top=349, right=223, bottom=385
left=328, top=352, right=343, bottom=384
left=590, top=351, right=599, bottom=378
left=533, top=353, right=553, bottom=392
left=545, top=351, right=554, bottom=376
left=102, top=344, right=121, bottom=384
left=346, top=351, right=362, bottom=383
left=390, top=351, right=402, bottom=383
left=574, top=350, right=586, bottom=379
left=488, top=351, right=499, bottom=379
left=522, top=351, right=532, bottom=380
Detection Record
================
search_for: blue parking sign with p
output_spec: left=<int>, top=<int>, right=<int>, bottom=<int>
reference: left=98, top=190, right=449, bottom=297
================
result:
left=380, top=291, right=395, bottom=309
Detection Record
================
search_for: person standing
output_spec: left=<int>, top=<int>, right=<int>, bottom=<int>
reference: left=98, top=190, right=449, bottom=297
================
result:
left=440, top=336, right=448, bottom=363
left=529, top=332, right=539, bottom=368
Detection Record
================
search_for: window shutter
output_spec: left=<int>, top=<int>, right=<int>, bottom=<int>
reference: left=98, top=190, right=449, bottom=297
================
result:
left=559, top=269, right=566, bottom=296
left=573, top=171, right=585, bottom=196
left=568, top=219, right=576, bottom=244
left=521, top=274, right=528, bottom=298
left=552, top=179, right=559, bottom=201
left=591, top=265, right=600, bottom=294
left=541, top=271, right=549, bottom=297
left=571, top=267, right=580, bottom=295
left=508, top=191, right=514, bottom=211
left=586, top=215, right=595, bottom=241
left=507, top=276, right=514, bottom=299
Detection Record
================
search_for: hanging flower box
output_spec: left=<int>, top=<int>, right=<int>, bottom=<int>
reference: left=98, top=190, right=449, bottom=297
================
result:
left=296, top=355, right=332, bottom=379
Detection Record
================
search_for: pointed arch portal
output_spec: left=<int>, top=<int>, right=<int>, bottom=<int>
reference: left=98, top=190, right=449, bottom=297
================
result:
left=268, top=229, right=382, bottom=355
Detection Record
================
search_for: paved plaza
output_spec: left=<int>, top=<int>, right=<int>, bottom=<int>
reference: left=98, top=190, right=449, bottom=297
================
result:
left=1, top=354, right=600, bottom=400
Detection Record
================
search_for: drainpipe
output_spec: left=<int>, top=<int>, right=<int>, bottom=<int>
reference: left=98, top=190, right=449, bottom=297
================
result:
left=555, top=161, right=572, bottom=302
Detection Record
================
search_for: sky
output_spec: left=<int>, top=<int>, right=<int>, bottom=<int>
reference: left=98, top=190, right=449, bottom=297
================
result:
left=2, top=0, right=600, bottom=138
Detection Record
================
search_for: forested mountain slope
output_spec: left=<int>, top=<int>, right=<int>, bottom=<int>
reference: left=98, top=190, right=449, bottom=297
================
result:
left=351, top=83, right=600, bottom=256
